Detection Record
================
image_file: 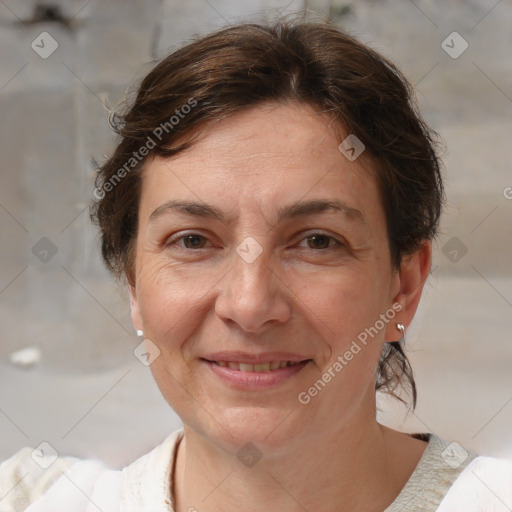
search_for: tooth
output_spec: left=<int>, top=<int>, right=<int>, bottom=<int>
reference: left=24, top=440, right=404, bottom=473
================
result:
left=279, top=361, right=288, bottom=368
left=254, top=363, right=271, bottom=372
left=270, top=361, right=280, bottom=370
left=239, top=363, right=255, bottom=372
left=228, top=362, right=239, bottom=370
left=217, top=361, right=228, bottom=367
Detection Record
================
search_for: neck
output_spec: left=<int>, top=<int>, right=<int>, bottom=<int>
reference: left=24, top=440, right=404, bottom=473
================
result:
left=173, top=400, right=426, bottom=512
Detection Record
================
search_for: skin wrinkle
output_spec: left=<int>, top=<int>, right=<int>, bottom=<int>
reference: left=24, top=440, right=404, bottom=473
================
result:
left=129, top=102, right=431, bottom=512
left=148, top=198, right=366, bottom=227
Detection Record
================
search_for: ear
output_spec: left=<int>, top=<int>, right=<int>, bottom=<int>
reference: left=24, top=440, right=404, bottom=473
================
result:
left=385, top=241, right=432, bottom=342
left=130, top=284, right=143, bottom=333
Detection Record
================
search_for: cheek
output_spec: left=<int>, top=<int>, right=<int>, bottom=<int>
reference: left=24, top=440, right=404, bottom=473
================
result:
left=135, top=262, right=214, bottom=415
left=296, top=262, right=391, bottom=366
left=135, top=258, right=215, bottom=353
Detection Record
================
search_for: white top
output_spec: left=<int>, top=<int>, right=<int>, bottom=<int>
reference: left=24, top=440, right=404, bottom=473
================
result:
left=1, top=430, right=511, bottom=511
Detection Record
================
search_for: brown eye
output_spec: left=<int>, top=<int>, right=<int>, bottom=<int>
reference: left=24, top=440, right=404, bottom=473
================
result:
left=306, top=234, right=335, bottom=249
left=182, top=234, right=207, bottom=249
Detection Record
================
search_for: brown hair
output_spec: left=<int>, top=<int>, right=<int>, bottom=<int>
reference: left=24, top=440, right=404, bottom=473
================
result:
left=91, top=20, right=444, bottom=408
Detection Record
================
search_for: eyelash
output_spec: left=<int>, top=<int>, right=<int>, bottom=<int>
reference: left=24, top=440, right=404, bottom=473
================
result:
left=165, top=232, right=345, bottom=251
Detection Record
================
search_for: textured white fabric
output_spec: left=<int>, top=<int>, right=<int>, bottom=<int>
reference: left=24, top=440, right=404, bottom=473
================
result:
left=119, top=430, right=181, bottom=511
left=25, top=458, right=122, bottom=512
left=0, top=446, right=80, bottom=512
left=384, top=435, right=512, bottom=511
left=437, top=457, right=512, bottom=512
left=1, top=430, right=511, bottom=511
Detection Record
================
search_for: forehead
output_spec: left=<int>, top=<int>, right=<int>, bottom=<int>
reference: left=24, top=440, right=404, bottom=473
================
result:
left=139, top=102, right=383, bottom=223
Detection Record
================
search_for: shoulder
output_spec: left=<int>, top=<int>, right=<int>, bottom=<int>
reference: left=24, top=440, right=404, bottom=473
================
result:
left=0, top=446, right=81, bottom=512
left=0, top=431, right=183, bottom=512
left=438, top=455, right=512, bottom=511
left=385, top=434, right=511, bottom=511
left=0, top=445, right=122, bottom=512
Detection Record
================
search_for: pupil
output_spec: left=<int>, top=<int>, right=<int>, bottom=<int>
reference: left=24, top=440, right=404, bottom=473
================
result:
left=185, top=235, right=203, bottom=248
left=309, top=235, right=329, bottom=249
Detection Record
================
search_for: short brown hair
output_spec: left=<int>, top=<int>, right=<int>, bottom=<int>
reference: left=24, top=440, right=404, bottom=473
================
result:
left=91, top=20, right=444, bottom=407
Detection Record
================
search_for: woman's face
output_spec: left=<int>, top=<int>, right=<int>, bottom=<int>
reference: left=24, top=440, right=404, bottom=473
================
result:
left=130, top=102, right=410, bottom=454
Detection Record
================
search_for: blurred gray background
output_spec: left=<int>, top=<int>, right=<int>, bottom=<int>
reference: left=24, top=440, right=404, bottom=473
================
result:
left=1, top=0, right=511, bottom=467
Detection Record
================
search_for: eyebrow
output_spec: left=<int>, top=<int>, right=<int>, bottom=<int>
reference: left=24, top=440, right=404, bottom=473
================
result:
left=149, top=199, right=365, bottom=225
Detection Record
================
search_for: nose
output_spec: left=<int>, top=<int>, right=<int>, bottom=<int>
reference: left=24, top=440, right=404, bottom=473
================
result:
left=214, top=247, right=292, bottom=333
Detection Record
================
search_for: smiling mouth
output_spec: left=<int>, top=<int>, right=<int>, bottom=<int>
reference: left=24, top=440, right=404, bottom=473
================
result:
left=203, top=360, right=311, bottom=372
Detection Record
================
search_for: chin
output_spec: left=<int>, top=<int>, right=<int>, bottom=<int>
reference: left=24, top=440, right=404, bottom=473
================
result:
left=198, top=404, right=302, bottom=457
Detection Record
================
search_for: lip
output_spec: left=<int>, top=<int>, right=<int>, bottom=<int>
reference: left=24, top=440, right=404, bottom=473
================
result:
left=201, top=351, right=310, bottom=364
left=201, top=352, right=312, bottom=390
